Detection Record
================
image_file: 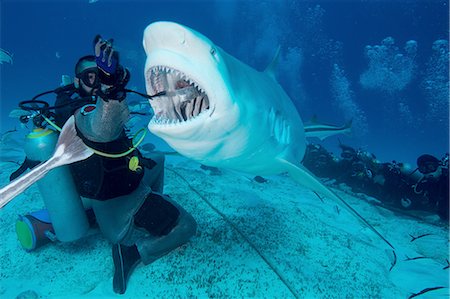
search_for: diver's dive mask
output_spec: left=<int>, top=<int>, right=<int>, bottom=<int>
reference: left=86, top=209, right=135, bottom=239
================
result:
left=76, top=67, right=100, bottom=89
left=417, top=154, right=440, bottom=174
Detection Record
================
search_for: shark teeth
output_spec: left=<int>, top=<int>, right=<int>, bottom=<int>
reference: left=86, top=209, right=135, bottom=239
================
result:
left=149, top=66, right=206, bottom=94
left=151, top=112, right=207, bottom=126
left=146, top=66, right=210, bottom=125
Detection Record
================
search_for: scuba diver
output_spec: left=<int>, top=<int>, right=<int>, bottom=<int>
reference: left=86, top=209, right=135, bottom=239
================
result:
left=11, top=35, right=197, bottom=294
left=367, top=153, right=449, bottom=220
left=303, top=143, right=339, bottom=178
left=303, top=142, right=449, bottom=221
left=412, top=154, right=449, bottom=220
left=334, top=143, right=378, bottom=192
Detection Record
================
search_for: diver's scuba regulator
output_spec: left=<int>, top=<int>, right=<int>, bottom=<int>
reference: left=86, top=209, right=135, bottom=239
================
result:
left=18, top=83, right=78, bottom=130
left=18, top=100, right=56, bottom=129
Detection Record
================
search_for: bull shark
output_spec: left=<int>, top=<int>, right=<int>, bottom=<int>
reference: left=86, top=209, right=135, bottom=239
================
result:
left=143, top=21, right=393, bottom=249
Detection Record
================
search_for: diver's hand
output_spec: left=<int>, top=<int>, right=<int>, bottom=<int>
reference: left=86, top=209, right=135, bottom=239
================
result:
left=94, top=35, right=130, bottom=101
left=94, top=35, right=120, bottom=86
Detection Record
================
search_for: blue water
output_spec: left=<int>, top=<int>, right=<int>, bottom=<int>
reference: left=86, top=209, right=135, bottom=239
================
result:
left=1, top=0, right=448, bottom=165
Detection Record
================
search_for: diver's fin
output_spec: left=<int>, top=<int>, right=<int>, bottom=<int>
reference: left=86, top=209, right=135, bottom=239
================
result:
left=0, top=116, right=93, bottom=208
left=277, top=157, right=395, bottom=250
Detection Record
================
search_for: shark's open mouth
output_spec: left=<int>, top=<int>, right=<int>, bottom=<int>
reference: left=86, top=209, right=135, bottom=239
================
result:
left=146, top=66, right=210, bottom=124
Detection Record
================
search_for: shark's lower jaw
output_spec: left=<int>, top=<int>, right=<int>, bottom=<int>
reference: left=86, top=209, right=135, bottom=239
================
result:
left=146, top=66, right=210, bottom=125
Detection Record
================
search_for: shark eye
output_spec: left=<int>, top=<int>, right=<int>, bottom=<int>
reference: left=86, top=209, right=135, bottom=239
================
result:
left=210, top=47, right=219, bottom=61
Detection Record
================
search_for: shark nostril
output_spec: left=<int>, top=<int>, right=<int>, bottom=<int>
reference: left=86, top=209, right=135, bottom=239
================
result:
left=180, top=31, right=186, bottom=45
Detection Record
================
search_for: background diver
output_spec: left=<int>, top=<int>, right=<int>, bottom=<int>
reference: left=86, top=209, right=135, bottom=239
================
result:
left=303, top=142, right=449, bottom=221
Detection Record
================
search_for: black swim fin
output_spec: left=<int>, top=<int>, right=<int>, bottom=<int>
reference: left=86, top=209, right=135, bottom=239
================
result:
left=112, top=244, right=141, bottom=294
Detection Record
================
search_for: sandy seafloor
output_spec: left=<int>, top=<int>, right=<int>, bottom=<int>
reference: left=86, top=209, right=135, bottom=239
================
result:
left=0, top=151, right=449, bottom=299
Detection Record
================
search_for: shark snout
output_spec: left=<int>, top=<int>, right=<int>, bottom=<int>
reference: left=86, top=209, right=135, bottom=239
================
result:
left=144, top=22, right=188, bottom=54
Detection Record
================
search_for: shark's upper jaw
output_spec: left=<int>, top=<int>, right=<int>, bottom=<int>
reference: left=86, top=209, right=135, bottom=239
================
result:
left=146, top=65, right=210, bottom=125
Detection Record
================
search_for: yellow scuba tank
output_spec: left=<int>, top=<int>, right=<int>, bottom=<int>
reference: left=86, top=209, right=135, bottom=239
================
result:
left=24, top=128, right=89, bottom=242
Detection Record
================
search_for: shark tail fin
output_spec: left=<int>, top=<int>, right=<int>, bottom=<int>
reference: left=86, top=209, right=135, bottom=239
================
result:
left=277, top=158, right=395, bottom=250
left=264, top=46, right=281, bottom=80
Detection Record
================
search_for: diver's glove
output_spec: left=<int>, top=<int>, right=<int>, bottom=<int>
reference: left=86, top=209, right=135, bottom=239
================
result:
left=94, top=35, right=119, bottom=85
left=94, top=35, right=130, bottom=101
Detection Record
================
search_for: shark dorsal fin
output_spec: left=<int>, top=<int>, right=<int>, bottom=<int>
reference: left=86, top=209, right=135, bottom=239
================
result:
left=264, top=46, right=281, bottom=80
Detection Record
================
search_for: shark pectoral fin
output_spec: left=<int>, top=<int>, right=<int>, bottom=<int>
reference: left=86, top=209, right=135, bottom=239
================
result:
left=277, top=157, right=395, bottom=250
left=0, top=116, right=93, bottom=209
left=277, top=157, right=338, bottom=202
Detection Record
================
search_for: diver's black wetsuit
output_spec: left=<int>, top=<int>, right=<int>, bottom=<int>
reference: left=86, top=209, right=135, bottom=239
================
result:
left=55, top=89, right=144, bottom=200
left=413, top=168, right=449, bottom=220
left=54, top=89, right=180, bottom=232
